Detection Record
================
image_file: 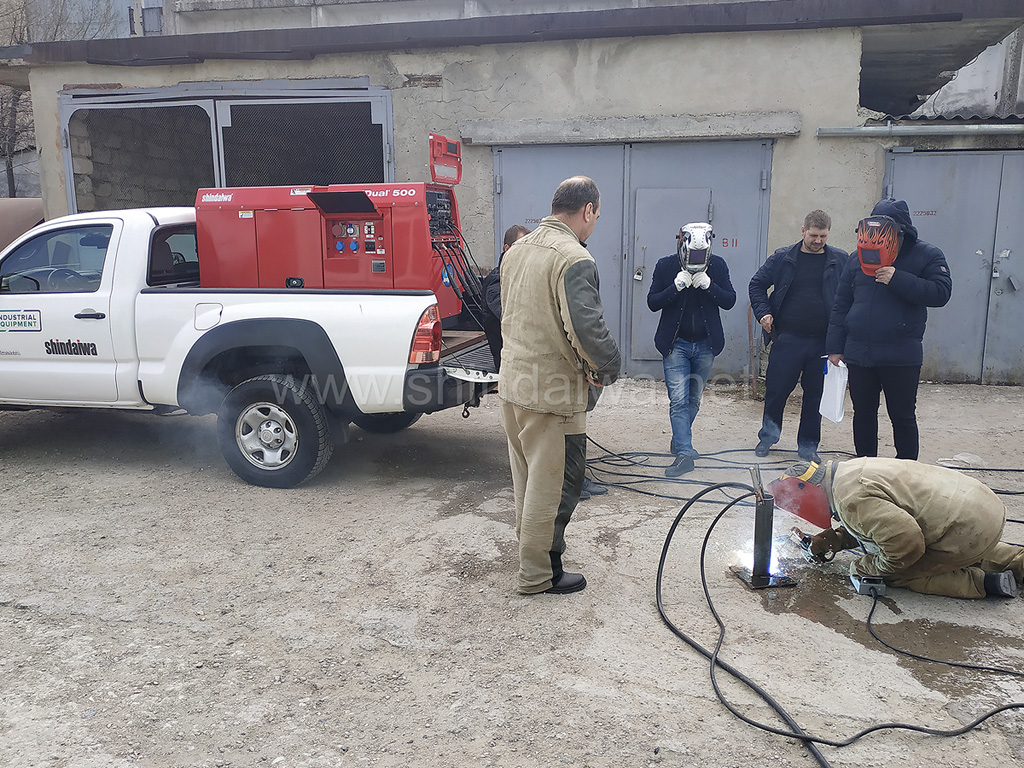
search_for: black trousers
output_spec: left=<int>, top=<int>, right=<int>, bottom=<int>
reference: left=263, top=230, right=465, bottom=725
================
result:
left=758, top=333, right=825, bottom=454
left=846, top=363, right=922, bottom=460
left=481, top=312, right=502, bottom=371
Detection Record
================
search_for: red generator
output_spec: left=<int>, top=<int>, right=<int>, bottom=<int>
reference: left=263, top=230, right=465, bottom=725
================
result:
left=195, top=134, right=473, bottom=321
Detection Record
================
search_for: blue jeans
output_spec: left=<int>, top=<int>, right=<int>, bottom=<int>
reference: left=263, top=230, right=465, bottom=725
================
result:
left=663, top=338, right=715, bottom=457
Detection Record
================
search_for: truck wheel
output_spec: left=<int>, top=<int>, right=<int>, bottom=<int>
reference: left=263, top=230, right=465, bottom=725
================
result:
left=217, top=374, right=333, bottom=488
left=350, top=411, right=422, bottom=434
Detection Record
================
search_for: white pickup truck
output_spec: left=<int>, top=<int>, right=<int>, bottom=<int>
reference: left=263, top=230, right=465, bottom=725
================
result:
left=0, top=207, right=495, bottom=487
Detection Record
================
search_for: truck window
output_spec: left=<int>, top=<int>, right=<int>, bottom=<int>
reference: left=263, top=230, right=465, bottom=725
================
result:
left=0, top=225, right=112, bottom=294
left=149, top=226, right=200, bottom=286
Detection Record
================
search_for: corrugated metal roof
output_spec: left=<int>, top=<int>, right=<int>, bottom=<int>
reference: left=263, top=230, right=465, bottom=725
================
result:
left=885, top=114, right=1024, bottom=121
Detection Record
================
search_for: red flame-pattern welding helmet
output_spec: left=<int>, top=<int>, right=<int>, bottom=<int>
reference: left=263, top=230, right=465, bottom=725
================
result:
left=766, top=462, right=831, bottom=529
left=856, top=215, right=901, bottom=277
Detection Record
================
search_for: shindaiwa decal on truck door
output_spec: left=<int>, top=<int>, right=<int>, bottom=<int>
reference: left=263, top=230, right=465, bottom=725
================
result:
left=0, top=309, right=42, bottom=332
left=44, top=339, right=99, bottom=356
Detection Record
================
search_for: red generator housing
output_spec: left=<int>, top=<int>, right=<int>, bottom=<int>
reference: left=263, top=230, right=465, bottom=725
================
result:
left=195, top=135, right=467, bottom=320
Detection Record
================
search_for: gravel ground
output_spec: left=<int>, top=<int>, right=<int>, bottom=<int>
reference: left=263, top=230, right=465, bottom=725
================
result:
left=2, top=379, right=1023, bottom=768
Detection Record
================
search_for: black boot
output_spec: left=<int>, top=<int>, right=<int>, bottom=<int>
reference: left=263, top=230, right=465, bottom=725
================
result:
left=984, top=570, right=1019, bottom=598
left=546, top=572, right=587, bottom=594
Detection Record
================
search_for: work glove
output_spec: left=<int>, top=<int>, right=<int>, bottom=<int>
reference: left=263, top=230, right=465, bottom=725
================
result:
left=692, top=271, right=711, bottom=290
left=673, top=270, right=692, bottom=291
left=809, top=527, right=857, bottom=560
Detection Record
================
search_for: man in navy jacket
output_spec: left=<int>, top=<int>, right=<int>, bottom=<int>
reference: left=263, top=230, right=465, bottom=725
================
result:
left=826, top=199, right=952, bottom=460
left=648, top=225, right=736, bottom=476
left=749, top=210, right=848, bottom=462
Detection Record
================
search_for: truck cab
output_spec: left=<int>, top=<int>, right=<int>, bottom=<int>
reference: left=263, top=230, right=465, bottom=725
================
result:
left=0, top=209, right=197, bottom=406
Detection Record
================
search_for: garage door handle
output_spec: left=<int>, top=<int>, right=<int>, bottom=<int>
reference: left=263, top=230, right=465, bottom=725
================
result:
left=74, top=311, right=106, bottom=319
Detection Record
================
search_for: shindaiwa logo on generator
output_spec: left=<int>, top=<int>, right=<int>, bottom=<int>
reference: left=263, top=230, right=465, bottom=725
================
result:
left=45, top=338, right=99, bottom=356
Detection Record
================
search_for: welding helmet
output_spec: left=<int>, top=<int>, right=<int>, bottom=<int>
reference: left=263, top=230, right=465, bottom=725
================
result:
left=766, top=462, right=831, bottom=529
left=677, top=222, right=714, bottom=274
left=856, top=215, right=902, bottom=277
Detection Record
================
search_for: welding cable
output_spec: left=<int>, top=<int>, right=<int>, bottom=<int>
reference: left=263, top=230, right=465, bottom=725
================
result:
left=864, top=591, right=1024, bottom=679
left=448, top=246, right=488, bottom=317
left=421, top=244, right=490, bottom=374
left=590, top=473, right=755, bottom=505
left=432, top=242, right=467, bottom=300
left=584, top=462, right=757, bottom=502
left=656, top=483, right=834, bottom=768
left=657, top=490, right=1024, bottom=754
left=433, top=240, right=468, bottom=295
left=440, top=240, right=489, bottom=324
left=584, top=435, right=848, bottom=474
left=577, top=437, right=769, bottom=505
left=584, top=436, right=796, bottom=485
left=445, top=222, right=488, bottom=287
left=438, top=227, right=485, bottom=300
left=938, top=465, right=1024, bottom=473
left=934, top=464, right=1024, bottom=496
left=433, top=241, right=474, bottom=301
left=432, top=241, right=488, bottom=334
left=449, top=238, right=486, bottom=297
left=580, top=444, right=757, bottom=503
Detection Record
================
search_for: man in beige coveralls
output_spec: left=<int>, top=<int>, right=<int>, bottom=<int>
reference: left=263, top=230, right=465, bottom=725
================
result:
left=498, top=176, right=621, bottom=595
left=777, top=458, right=1024, bottom=599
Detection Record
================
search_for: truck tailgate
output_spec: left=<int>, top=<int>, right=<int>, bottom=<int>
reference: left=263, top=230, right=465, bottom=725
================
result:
left=440, top=330, right=496, bottom=375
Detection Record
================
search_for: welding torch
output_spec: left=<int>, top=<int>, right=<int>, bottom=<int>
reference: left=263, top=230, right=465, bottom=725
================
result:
left=790, top=526, right=836, bottom=564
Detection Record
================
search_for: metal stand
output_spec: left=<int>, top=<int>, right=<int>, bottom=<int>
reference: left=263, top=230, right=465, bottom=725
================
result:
left=732, top=466, right=797, bottom=590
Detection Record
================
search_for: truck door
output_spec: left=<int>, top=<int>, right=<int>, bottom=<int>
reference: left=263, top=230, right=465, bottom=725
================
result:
left=0, top=222, right=119, bottom=403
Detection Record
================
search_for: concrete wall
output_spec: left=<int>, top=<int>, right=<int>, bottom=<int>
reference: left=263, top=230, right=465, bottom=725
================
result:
left=68, top=105, right=214, bottom=211
left=914, top=25, right=1024, bottom=118
left=29, top=27, right=883, bottom=259
left=167, top=0, right=781, bottom=36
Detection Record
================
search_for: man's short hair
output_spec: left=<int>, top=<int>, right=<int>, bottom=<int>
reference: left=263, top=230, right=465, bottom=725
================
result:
left=503, top=224, right=530, bottom=248
left=551, top=176, right=600, bottom=216
left=803, top=210, right=832, bottom=230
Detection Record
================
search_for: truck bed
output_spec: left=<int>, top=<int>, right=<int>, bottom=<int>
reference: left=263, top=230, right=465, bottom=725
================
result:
left=440, top=330, right=496, bottom=374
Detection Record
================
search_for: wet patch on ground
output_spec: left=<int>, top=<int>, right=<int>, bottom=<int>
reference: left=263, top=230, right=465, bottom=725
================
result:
left=759, top=550, right=1024, bottom=701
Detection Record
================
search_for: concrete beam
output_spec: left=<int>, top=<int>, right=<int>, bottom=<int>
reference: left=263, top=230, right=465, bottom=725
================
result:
left=461, top=112, right=802, bottom=145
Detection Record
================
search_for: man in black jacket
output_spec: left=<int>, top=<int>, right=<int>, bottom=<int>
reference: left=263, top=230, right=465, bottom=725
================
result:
left=648, top=223, right=736, bottom=477
left=749, top=210, right=848, bottom=462
left=480, top=224, right=529, bottom=371
left=826, top=199, right=952, bottom=460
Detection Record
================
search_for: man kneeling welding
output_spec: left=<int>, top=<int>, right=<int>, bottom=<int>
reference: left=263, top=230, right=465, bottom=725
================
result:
left=769, top=458, right=1024, bottom=599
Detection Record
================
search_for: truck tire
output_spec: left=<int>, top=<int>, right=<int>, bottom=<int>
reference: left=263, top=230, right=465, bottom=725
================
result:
left=217, top=374, right=333, bottom=488
left=350, top=411, right=422, bottom=434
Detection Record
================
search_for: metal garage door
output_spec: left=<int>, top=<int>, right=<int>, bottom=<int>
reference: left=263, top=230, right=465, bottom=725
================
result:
left=58, top=80, right=393, bottom=213
left=494, top=141, right=772, bottom=379
left=885, top=149, right=1024, bottom=384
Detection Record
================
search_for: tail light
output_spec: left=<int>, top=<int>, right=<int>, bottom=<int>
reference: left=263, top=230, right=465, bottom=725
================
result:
left=409, top=304, right=442, bottom=364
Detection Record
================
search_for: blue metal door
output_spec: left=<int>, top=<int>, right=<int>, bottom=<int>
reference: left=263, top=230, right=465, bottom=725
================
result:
left=886, top=150, right=1024, bottom=383
left=626, top=141, right=772, bottom=379
left=493, top=146, right=626, bottom=349
left=630, top=187, right=712, bottom=361
left=494, top=141, right=772, bottom=379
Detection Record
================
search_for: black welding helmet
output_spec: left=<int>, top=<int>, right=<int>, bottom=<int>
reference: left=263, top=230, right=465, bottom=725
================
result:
left=677, top=222, right=714, bottom=274
left=766, top=462, right=831, bottom=529
left=856, top=215, right=902, bottom=277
